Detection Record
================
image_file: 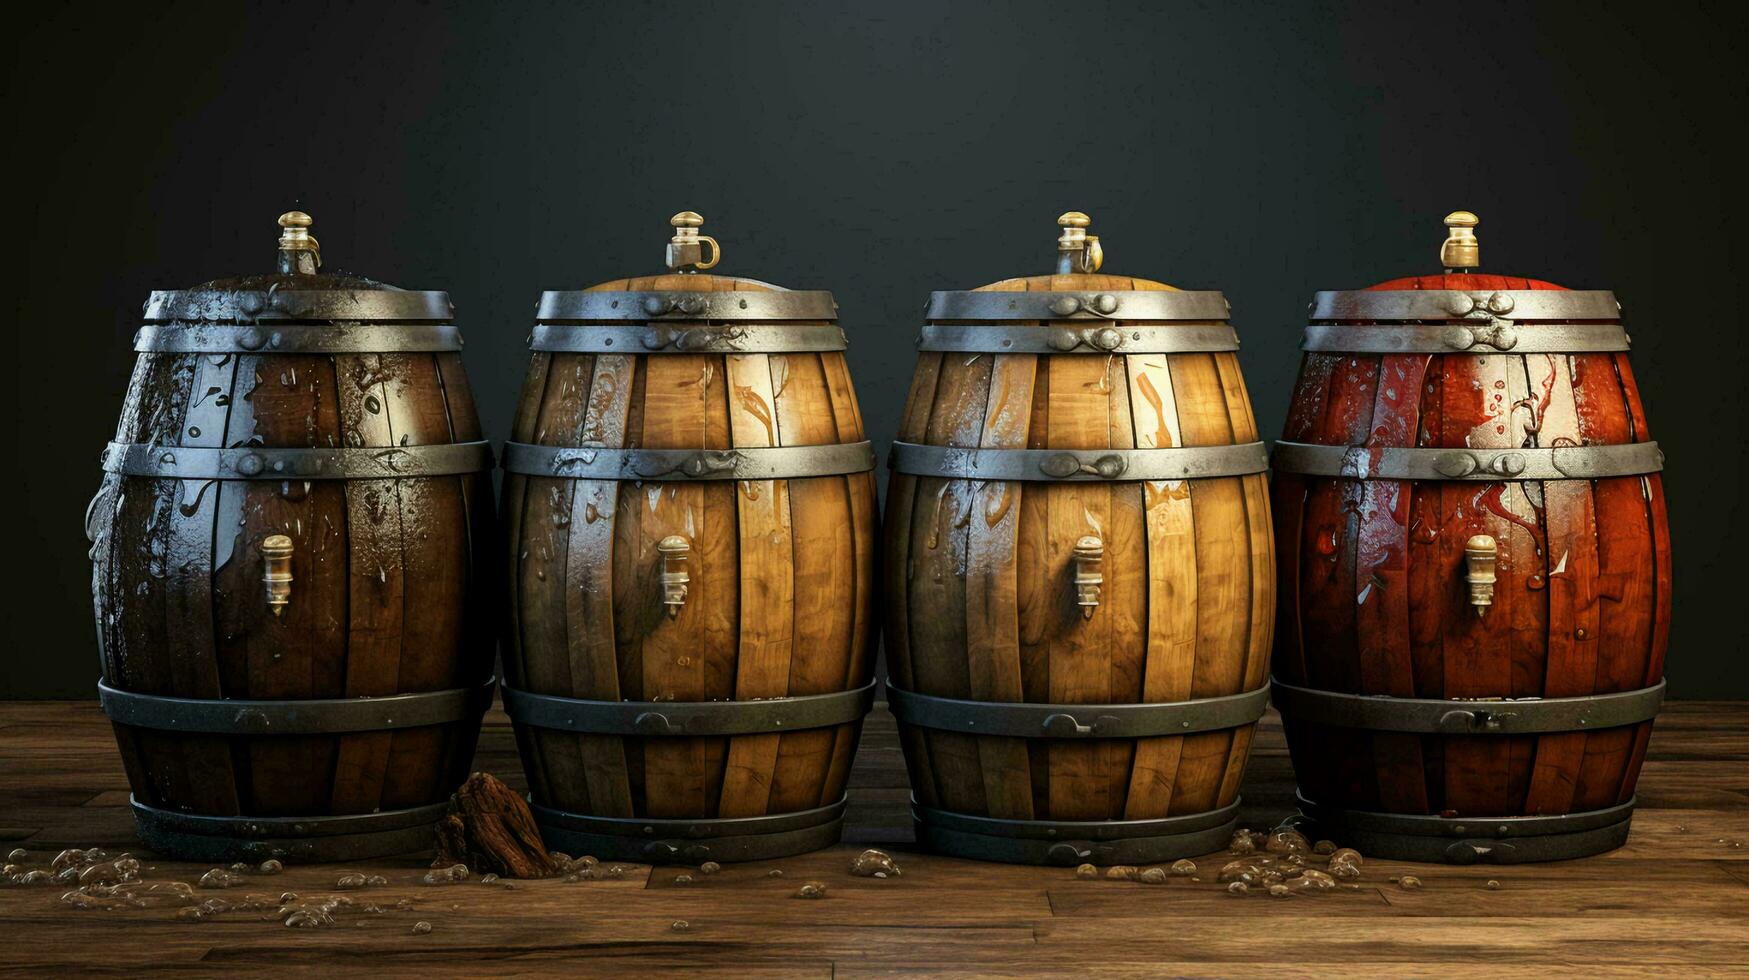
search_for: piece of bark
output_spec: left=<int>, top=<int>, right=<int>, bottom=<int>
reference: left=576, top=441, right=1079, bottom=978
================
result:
left=432, top=772, right=560, bottom=879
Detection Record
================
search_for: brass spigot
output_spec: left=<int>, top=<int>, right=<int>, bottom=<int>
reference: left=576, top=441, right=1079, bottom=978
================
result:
left=1441, top=210, right=1479, bottom=272
left=657, top=534, right=692, bottom=617
left=665, top=211, right=721, bottom=272
left=1056, top=211, right=1103, bottom=275
left=276, top=211, right=321, bottom=275
left=1072, top=534, right=1104, bottom=619
left=1464, top=534, right=1497, bottom=617
left=261, top=534, right=295, bottom=617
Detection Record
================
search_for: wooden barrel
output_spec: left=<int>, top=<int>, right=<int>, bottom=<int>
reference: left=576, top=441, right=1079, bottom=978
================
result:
left=1269, top=212, right=1671, bottom=863
left=86, top=212, right=497, bottom=862
left=885, top=213, right=1274, bottom=865
left=501, top=212, right=878, bottom=864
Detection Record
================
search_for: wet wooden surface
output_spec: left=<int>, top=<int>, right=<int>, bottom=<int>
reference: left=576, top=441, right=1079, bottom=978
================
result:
left=2, top=698, right=1745, bottom=977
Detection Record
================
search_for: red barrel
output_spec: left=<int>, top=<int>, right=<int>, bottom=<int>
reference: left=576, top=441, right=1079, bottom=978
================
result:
left=1269, top=211, right=1670, bottom=863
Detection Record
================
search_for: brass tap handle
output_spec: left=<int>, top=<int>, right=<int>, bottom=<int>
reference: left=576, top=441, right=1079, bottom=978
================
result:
left=666, top=211, right=721, bottom=271
left=1464, top=534, right=1498, bottom=617
left=1441, top=210, right=1479, bottom=272
left=1072, top=534, right=1104, bottom=619
left=657, top=534, right=691, bottom=617
left=276, top=211, right=321, bottom=274
left=261, top=534, right=295, bottom=618
left=1056, top=211, right=1104, bottom=275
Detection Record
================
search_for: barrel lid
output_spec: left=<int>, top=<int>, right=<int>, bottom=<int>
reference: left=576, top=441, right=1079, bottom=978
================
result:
left=927, top=212, right=1231, bottom=322
left=144, top=211, right=453, bottom=322
left=537, top=210, right=837, bottom=322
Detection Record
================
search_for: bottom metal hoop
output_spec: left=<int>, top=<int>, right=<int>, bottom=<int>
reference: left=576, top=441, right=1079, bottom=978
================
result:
left=529, top=796, right=848, bottom=864
left=1288, top=792, right=1636, bottom=863
left=911, top=796, right=1242, bottom=866
left=129, top=797, right=450, bottom=863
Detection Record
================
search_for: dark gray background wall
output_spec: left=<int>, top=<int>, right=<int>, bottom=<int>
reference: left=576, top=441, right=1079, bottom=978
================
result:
left=9, top=1, right=1744, bottom=697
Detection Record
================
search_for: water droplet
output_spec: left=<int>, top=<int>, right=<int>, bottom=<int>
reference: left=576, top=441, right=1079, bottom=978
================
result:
left=412, top=921, right=433, bottom=935
left=1074, top=863, right=1097, bottom=880
left=1397, top=875, right=1422, bottom=890
left=849, top=849, right=901, bottom=878
left=1170, top=859, right=1196, bottom=876
left=794, top=881, right=827, bottom=899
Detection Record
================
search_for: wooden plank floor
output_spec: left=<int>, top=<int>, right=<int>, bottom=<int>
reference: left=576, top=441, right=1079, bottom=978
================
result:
left=2, top=700, right=1745, bottom=977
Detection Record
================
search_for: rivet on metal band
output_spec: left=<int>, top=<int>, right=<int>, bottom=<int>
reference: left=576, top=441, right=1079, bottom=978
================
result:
left=128, top=798, right=456, bottom=864
left=912, top=796, right=1242, bottom=866
left=886, top=684, right=1269, bottom=739
left=1287, top=795, right=1637, bottom=865
left=1269, top=441, right=1664, bottom=481
left=1309, top=290, right=1620, bottom=323
left=530, top=797, right=847, bottom=865
left=501, top=441, right=876, bottom=481
left=916, top=322, right=1240, bottom=354
left=98, top=677, right=498, bottom=736
left=501, top=679, right=876, bottom=737
left=135, top=322, right=464, bottom=354
left=529, top=322, right=847, bottom=354
left=144, top=289, right=454, bottom=323
left=1269, top=677, right=1665, bottom=735
left=926, top=290, right=1231, bottom=322
left=1300, top=321, right=1631, bottom=354
left=536, top=291, right=838, bottom=322
left=102, top=441, right=496, bottom=480
left=888, top=441, right=1269, bottom=482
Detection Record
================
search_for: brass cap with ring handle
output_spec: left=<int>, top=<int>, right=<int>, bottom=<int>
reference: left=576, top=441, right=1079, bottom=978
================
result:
left=1056, top=211, right=1103, bottom=275
left=666, top=211, right=721, bottom=271
left=276, top=210, right=321, bottom=274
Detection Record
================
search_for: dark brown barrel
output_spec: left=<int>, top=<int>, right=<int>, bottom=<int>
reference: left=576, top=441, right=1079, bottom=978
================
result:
left=885, top=212, right=1274, bottom=865
left=501, top=211, right=879, bottom=864
left=87, top=211, right=496, bottom=862
left=1270, top=212, right=1671, bottom=863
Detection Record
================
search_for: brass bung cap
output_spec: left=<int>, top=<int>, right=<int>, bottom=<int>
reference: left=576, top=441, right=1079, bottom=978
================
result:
left=1055, top=211, right=1103, bottom=274
left=665, top=210, right=720, bottom=271
left=276, top=210, right=321, bottom=268
left=1441, top=210, right=1479, bottom=270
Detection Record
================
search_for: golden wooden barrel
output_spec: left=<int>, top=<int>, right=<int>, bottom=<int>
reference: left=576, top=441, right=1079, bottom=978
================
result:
left=501, top=212, right=879, bottom=863
left=884, top=213, right=1274, bottom=864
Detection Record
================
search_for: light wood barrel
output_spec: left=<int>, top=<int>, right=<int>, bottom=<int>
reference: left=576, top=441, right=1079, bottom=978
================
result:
left=502, top=220, right=878, bottom=864
left=885, top=217, right=1273, bottom=865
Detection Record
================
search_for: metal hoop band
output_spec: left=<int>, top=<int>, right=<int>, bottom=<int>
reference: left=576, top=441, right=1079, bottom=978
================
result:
left=99, top=677, right=497, bottom=735
left=887, top=684, right=1268, bottom=739
left=530, top=797, right=847, bottom=864
left=1301, top=322, right=1631, bottom=354
left=912, top=796, right=1242, bottom=866
left=1288, top=794, right=1637, bottom=864
left=135, top=322, right=464, bottom=354
left=917, top=322, right=1239, bottom=354
left=1309, top=290, right=1620, bottom=322
left=501, top=441, right=875, bottom=481
left=1269, top=677, right=1665, bottom=735
left=502, top=680, right=875, bottom=736
left=530, top=322, right=846, bottom=354
left=537, top=290, right=838, bottom=322
left=927, top=290, right=1230, bottom=322
left=1269, top=441, right=1664, bottom=481
left=145, top=289, right=453, bottom=322
left=889, top=441, right=1268, bottom=482
left=129, top=797, right=453, bottom=863
left=102, top=441, right=495, bottom=480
